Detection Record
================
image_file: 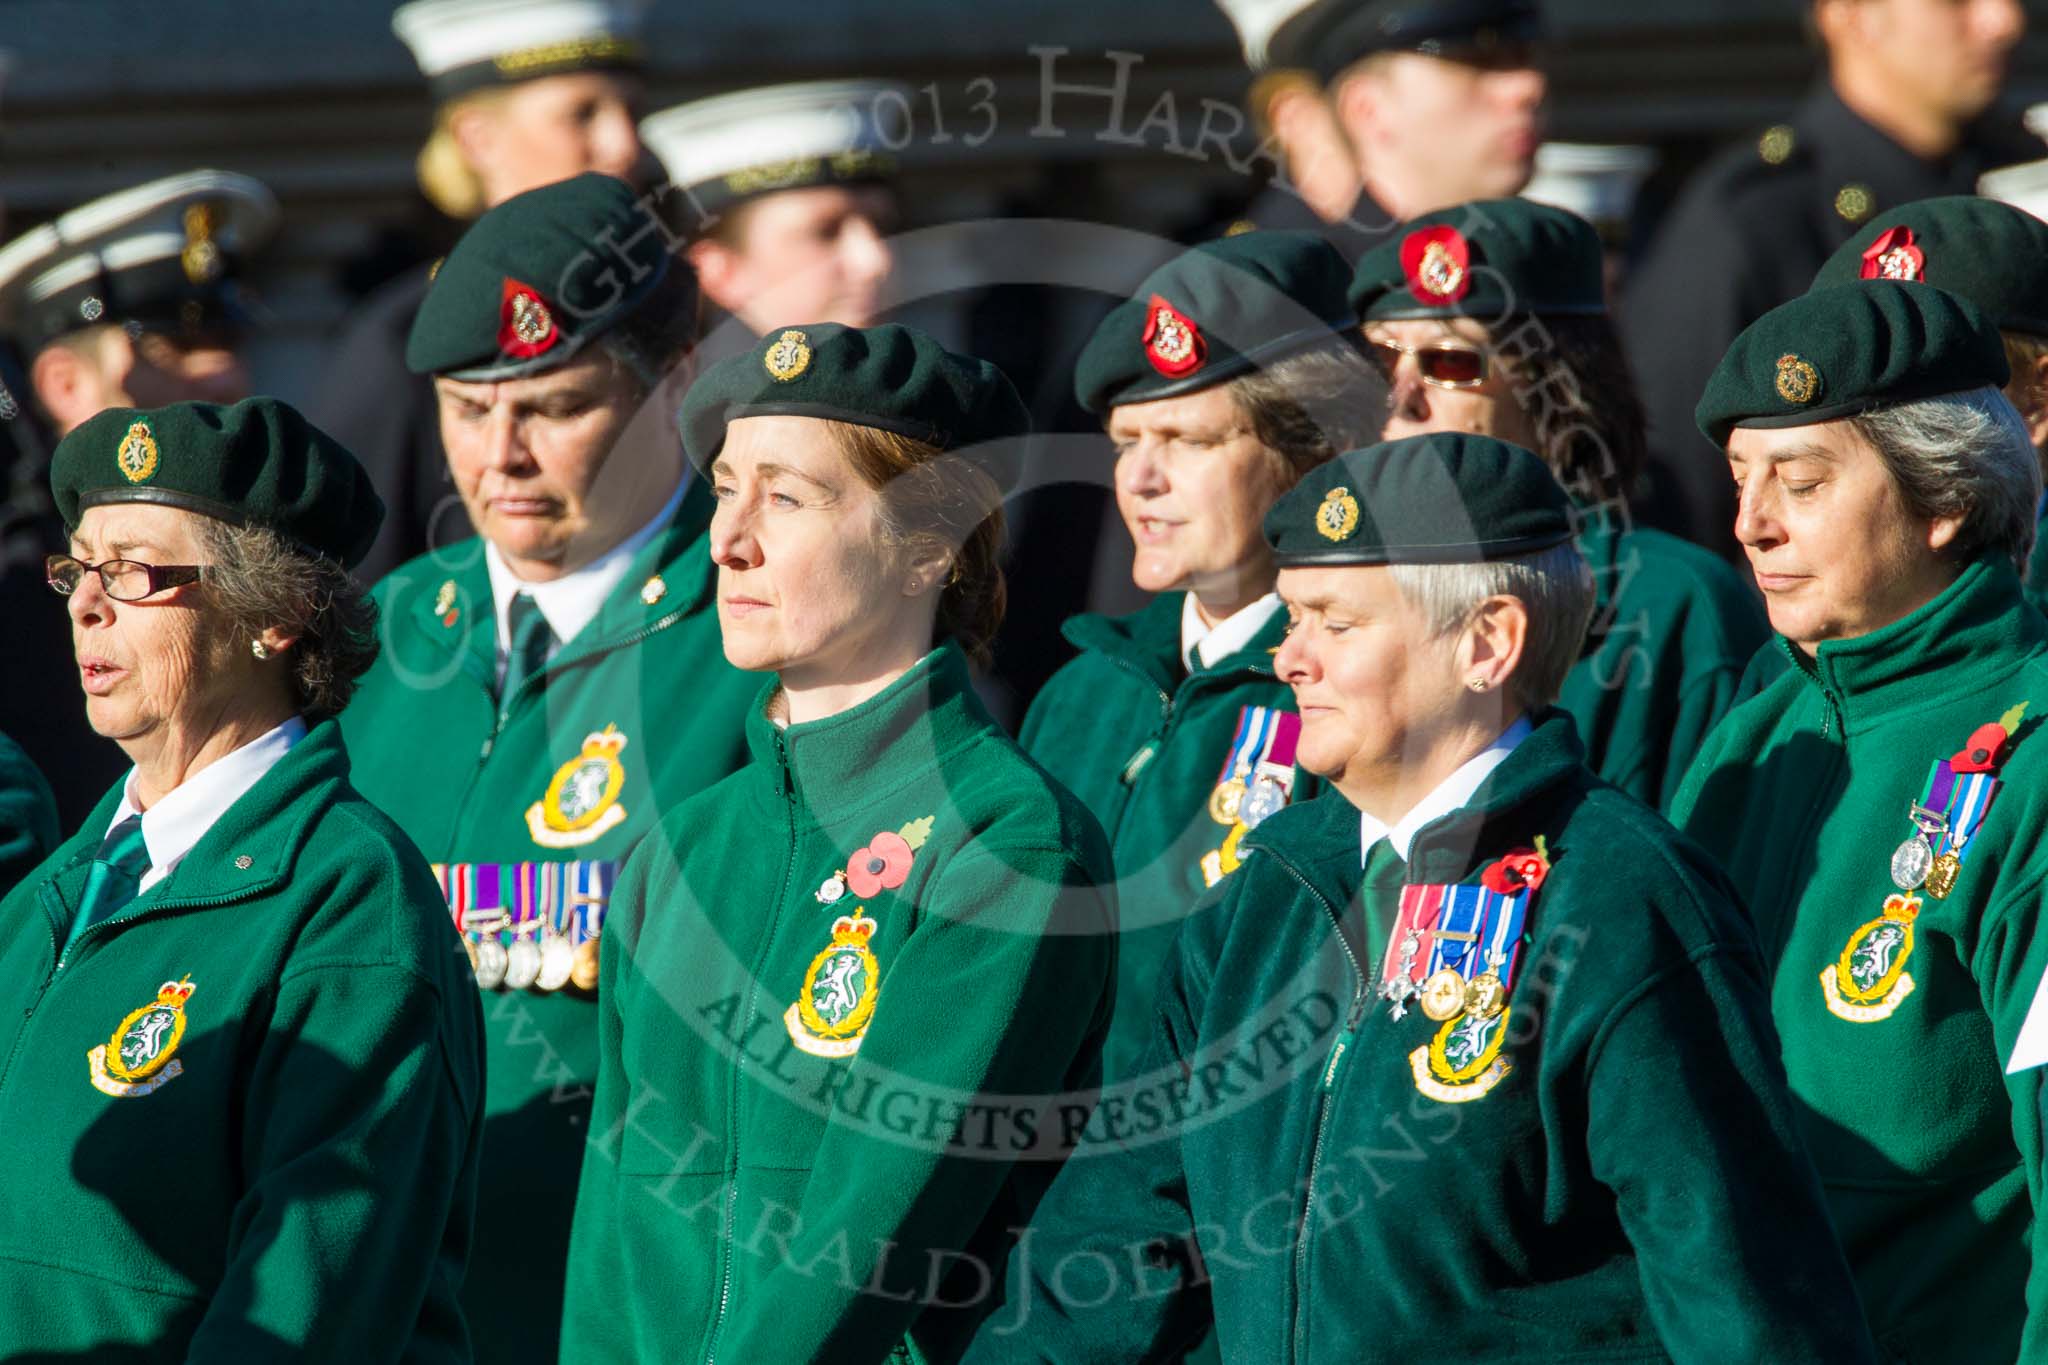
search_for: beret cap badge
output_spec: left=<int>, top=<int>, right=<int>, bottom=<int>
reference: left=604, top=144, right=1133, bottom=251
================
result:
left=180, top=203, right=224, bottom=286
left=1142, top=294, right=1205, bottom=378
left=1861, top=226, right=1925, bottom=283
left=1775, top=353, right=1822, bottom=406
left=1315, top=485, right=1361, bottom=542
left=498, top=279, right=559, bottom=359
left=765, top=328, right=813, bottom=382
left=1402, top=224, right=1472, bottom=306
left=116, top=422, right=160, bottom=485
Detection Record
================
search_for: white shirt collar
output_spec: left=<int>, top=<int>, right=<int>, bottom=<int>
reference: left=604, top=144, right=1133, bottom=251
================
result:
left=484, top=475, right=687, bottom=682
left=1181, top=592, right=1281, bottom=671
left=1359, top=715, right=1534, bottom=864
left=106, top=715, right=307, bottom=893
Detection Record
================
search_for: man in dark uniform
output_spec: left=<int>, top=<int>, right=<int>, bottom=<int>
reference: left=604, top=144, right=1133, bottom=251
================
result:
left=1621, top=0, right=2034, bottom=557
left=310, top=0, right=649, bottom=586
left=0, top=170, right=277, bottom=827
left=1225, top=0, right=1548, bottom=260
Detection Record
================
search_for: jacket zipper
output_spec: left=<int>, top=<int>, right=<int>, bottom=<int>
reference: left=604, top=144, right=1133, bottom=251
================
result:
left=1272, top=857, right=1366, bottom=1365
left=704, top=728, right=799, bottom=1365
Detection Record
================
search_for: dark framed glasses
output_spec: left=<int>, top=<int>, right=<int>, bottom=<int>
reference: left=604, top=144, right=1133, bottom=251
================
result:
left=1366, top=338, right=1489, bottom=390
left=46, top=554, right=204, bottom=602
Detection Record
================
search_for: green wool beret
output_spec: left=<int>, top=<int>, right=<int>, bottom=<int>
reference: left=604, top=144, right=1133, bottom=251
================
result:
left=1074, top=229, right=1358, bottom=415
left=1349, top=198, right=1605, bottom=324
left=1810, top=195, right=2048, bottom=340
left=679, top=323, right=1031, bottom=490
left=52, top=397, right=385, bottom=568
left=406, top=172, right=674, bottom=381
left=1264, top=432, right=1574, bottom=566
left=1694, top=281, right=2010, bottom=447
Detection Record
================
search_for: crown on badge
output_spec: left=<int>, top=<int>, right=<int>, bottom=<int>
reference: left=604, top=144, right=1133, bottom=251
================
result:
left=578, top=724, right=629, bottom=759
left=830, top=913, right=876, bottom=944
left=1880, top=892, right=1923, bottom=922
left=155, top=976, right=196, bottom=1009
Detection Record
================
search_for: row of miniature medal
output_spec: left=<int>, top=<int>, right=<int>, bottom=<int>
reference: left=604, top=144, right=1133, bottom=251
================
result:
left=434, top=861, right=613, bottom=994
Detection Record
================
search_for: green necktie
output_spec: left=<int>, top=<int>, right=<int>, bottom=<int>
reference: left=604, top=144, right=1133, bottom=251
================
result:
left=66, top=813, right=150, bottom=955
left=1361, top=835, right=1408, bottom=890
left=501, top=591, right=556, bottom=705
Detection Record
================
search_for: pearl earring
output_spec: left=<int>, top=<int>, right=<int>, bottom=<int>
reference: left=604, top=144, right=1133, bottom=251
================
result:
left=252, top=640, right=270, bottom=660
left=1467, top=677, right=1487, bottom=693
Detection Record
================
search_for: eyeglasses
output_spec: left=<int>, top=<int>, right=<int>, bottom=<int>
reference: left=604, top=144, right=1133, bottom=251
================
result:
left=1366, top=338, right=1490, bottom=390
left=46, top=554, right=204, bottom=602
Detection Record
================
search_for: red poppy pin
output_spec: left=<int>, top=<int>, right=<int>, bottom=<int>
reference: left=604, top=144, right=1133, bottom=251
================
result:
left=1480, top=835, right=1551, bottom=895
left=816, top=816, right=936, bottom=904
left=1143, top=294, right=1205, bottom=378
left=1859, top=226, right=1925, bottom=283
left=1401, top=225, right=1473, bottom=306
left=499, top=278, right=560, bottom=359
left=1951, top=702, right=2028, bottom=774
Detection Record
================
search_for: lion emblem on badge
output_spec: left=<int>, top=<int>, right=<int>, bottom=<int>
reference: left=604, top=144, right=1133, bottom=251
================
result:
left=525, top=725, right=630, bottom=848
left=1315, top=486, right=1361, bottom=542
left=765, top=329, right=813, bottom=382
left=786, top=911, right=882, bottom=1058
left=116, top=422, right=160, bottom=484
left=1410, top=1004, right=1513, bottom=1104
left=1821, top=893, right=1920, bottom=1023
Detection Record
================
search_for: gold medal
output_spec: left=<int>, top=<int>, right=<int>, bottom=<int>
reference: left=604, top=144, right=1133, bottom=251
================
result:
left=1923, top=851, right=1961, bottom=900
left=1420, top=969, right=1467, bottom=1022
left=571, top=935, right=602, bottom=992
left=1208, top=778, right=1247, bottom=825
left=1463, top=971, right=1507, bottom=1019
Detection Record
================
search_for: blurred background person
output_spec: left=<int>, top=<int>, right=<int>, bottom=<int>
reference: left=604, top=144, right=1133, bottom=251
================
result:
left=340, top=174, right=757, bottom=1365
left=1351, top=199, right=1767, bottom=808
left=1231, top=0, right=1548, bottom=255
left=311, top=0, right=652, bottom=585
left=641, top=78, right=905, bottom=350
left=0, top=170, right=277, bottom=830
left=0, top=396, right=481, bottom=1361
left=1623, top=0, right=2034, bottom=558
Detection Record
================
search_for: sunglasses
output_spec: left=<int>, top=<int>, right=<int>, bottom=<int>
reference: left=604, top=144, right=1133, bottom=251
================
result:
left=46, top=554, right=204, bottom=602
left=1366, top=338, right=1489, bottom=390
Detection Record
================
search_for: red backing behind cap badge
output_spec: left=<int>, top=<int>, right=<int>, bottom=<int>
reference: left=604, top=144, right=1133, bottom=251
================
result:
left=500, top=278, right=560, bottom=359
left=1143, top=294, right=1206, bottom=378
left=1860, top=226, right=1925, bottom=282
left=1401, top=225, right=1473, bottom=306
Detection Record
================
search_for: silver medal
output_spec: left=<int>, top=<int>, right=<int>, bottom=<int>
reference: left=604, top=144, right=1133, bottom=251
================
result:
left=537, top=936, right=576, bottom=992
left=1890, top=804, right=1949, bottom=891
left=503, top=936, right=542, bottom=991
left=473, top=936, right=509, bottom=990
left=1240, top=777, right=1288, bottom=830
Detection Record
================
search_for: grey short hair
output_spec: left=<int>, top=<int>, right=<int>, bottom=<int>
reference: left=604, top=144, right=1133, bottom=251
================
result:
left=1848, top=386, right=2040, bottom=574
left=1389, top=543, right=1596, bottom=710
left=199, top=520, right=380, bottom=722
left=1224, top=341, right=1386, bottom=478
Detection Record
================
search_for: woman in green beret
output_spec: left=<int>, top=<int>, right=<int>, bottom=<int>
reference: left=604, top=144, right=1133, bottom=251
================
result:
left=563, top=323, right=1115, bottom=1363
left=1675, top=281, right=2048, bottom=1363
left=966, top=434, right=1873, bottom=1365
left=1023, top=230, right=1380, bottom=1086
left=1350, top=198, right=1767, bottom=809
left=0, top=398, right=482, bottom=1360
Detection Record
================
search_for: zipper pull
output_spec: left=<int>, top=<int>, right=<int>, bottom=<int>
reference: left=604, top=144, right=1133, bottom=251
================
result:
left=1120, top=740, right=1161, bottom=786
left=1320, top=997, right=1370, bottom=1091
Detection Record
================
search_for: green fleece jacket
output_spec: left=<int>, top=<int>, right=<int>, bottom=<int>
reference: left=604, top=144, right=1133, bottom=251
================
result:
left=1019, top=592, right=1313, bottom=1081
left=340, top=480, right=757, bottom=1363
left=562, top=645, right=1117, bottom=1365
left=0, top=728, right=58, bottom=894
left=0, top=720, right=483, bottom=1361
left=968, top=712, right=1875, bottom=1365
left=1561, top=508, right=1768, bottom=810
left=1674, top=559, right=2048, bottom=1364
